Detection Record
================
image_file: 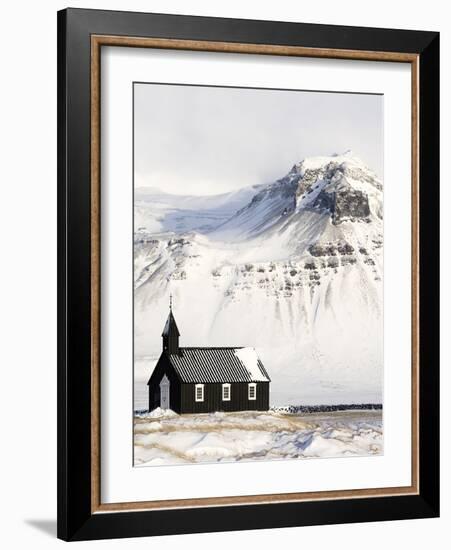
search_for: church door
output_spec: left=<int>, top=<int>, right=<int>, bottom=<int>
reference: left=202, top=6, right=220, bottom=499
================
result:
left=159, top=374, right=170, bottom=410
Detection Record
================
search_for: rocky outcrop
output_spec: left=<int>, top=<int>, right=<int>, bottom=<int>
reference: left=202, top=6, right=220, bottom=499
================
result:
left=293, top=156, right=378, bottom=226
left=333, top=186, right=370, bottom=224
left=308, top=241, right=355, bottom=257
left=294, top=166, right=326, bottom=199
left=303, top=175, right=371, bottom=224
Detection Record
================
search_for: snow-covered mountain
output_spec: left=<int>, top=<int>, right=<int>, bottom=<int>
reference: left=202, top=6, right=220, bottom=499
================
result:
left=134, top=152, right=383, bottom=408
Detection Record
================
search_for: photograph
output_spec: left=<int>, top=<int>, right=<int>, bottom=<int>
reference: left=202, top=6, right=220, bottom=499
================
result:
left=133, top=83, right=384, bottom=467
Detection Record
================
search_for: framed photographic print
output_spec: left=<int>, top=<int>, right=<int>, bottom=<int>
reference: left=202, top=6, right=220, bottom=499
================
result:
left=57, top=8, right=439, bottom=541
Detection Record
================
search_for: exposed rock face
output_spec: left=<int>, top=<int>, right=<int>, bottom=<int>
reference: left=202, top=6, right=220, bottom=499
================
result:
left=310, top=184, right=371, bottom=224
left=312, top=187, right=335, bottom=212
left=305, top=240, right=358, bottom=272
left=296, top=162, right=374, bottom=225
left=294, top=166, right=327, bottom=199
left=308, top=241, right=355, bottom=258
left=292, top=154, right=379, bottom=226
left=333, top=186, right=370, bottom=224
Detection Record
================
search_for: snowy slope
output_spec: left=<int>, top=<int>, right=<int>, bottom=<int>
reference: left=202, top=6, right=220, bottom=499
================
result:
left=135, top=184, right=264, bottom=234
left=134, top=152, right=383, bottom=408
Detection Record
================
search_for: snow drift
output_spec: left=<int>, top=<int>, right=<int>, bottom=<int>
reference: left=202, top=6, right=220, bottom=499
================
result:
left=134, top=409, right=383, bottom=466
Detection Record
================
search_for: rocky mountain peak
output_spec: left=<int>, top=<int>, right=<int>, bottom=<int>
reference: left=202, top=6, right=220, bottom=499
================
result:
left=293, top=153, right=382, bottom=224
left=206, top=152, right=382, bottom=241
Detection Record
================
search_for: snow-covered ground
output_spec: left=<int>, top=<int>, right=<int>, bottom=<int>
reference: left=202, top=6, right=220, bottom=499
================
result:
left=134, top=409, right=383, bottom=466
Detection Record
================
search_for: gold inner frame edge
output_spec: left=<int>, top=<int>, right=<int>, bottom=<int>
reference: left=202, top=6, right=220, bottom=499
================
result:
left=90, top=35, right=420, bottom=514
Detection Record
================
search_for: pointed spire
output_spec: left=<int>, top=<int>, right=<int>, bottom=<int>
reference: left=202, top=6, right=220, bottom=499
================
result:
left=162, top=295, right=180, bottom=354
left=162, top=310, right=180, bottom=337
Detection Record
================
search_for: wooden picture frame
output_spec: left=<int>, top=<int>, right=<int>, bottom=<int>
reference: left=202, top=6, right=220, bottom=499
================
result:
left=57, top=7, right=439, bottom=541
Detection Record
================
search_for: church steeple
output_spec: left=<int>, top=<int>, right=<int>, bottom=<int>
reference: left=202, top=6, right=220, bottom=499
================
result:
left=162, top=295, right=180, bottom=354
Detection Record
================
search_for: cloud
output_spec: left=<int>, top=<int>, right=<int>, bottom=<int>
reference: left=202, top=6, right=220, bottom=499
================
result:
left=134, top=83, right=383, bottom=196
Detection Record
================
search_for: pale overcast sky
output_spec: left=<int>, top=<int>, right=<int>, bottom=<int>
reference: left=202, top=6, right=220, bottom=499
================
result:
left=134, top=83, right=383, bottom=196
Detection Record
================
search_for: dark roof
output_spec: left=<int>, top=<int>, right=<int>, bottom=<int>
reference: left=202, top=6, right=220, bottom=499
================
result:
left=165, top=347, right=270, bottom=383
left=161, top=310, right=180, bottom=337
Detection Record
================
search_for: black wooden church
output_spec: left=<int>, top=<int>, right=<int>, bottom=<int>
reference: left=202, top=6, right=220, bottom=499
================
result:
left=147, top=304, right=271, bottom=414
